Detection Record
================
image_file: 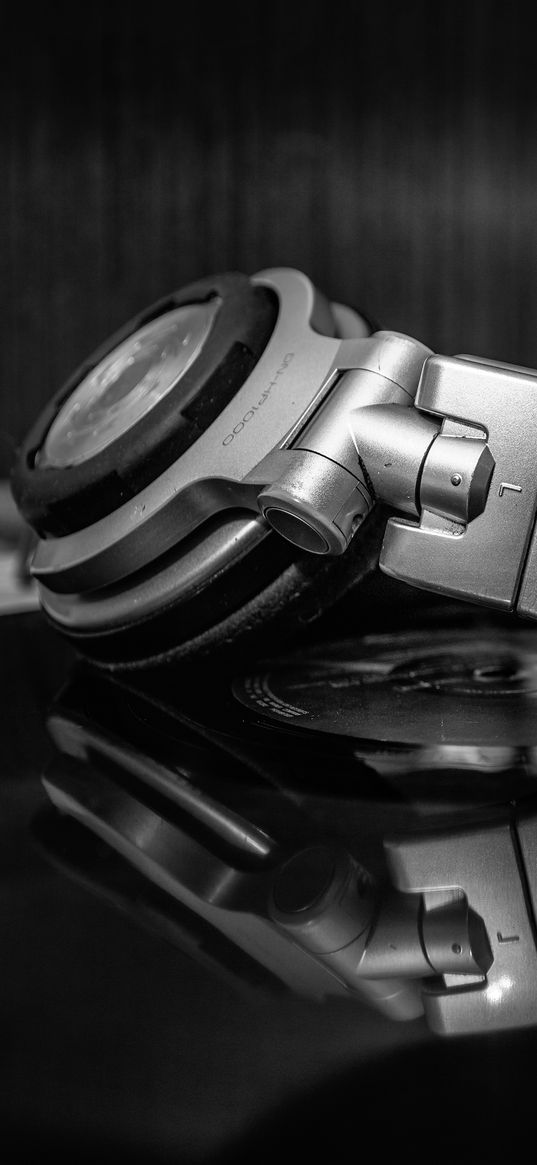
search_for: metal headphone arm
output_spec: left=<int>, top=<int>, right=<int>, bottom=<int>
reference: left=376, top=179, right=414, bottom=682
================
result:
left=256, top=343, right=537, bottom=620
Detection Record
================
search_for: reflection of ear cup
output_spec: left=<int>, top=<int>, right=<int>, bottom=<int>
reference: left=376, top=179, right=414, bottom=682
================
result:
left=12, top=274, right=278, bottom=537
left=47, top=507, right=386, bottom=670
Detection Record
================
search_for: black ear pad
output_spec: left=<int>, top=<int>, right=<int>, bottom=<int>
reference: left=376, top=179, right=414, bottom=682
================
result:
left=12, top=273, right=278, bottom=538
left=165, top=509, right=386, bottom=671
left=57, top=507, right=386, bottom=672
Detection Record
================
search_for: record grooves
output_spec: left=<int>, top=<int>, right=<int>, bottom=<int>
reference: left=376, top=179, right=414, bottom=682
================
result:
left=233, top=628, right=537, bottom=748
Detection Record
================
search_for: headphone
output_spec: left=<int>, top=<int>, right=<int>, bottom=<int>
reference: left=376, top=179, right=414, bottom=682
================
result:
left=11, top=267, right=537, bottom=669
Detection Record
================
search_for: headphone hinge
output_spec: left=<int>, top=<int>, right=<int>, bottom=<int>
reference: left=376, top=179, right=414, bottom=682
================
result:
left=380, top=353, right=537, bottom=616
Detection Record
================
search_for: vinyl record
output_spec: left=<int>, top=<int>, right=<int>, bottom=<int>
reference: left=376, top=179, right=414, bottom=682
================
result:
left=233, top=627, right=537, bottom=750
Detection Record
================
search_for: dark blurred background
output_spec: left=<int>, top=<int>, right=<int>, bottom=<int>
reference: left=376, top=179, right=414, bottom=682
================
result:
left=2, top=1, right=537, bottom=478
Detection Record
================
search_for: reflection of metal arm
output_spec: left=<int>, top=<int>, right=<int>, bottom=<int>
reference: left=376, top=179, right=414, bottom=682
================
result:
left=273, top=812, right=537, bottom=1035
left=386, top=814, right=537, bottom=1034
left=273, top=816, right=537, bottom=1035
left=269, top=844, right=492, bottom=1025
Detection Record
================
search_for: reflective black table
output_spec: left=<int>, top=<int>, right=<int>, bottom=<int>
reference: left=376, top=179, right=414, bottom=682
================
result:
left=4, top=583, right=537, bottom=1163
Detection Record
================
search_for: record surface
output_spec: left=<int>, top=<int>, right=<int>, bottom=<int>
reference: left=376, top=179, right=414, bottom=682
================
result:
left=233, top=628, right=537, bottom=750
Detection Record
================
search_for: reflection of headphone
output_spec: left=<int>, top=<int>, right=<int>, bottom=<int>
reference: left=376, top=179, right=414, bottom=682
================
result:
left=11, top=267, right=537, bottom=668
left=40, top=666, right=537, bottom=1036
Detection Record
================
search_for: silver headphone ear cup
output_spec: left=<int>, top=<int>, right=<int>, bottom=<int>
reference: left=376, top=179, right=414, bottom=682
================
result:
left=14, top=268, right=382, bottom=670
